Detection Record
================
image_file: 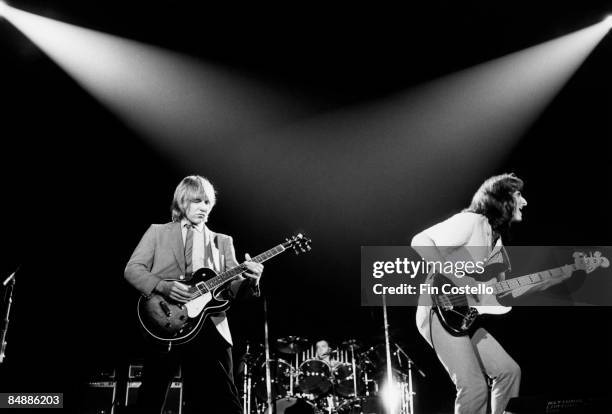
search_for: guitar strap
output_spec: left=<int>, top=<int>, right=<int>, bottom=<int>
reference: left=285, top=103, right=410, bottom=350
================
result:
left=486, top=240, right=512, bottom=279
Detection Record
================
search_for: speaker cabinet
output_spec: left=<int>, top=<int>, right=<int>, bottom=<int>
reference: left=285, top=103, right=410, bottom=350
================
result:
left=125, top=381, right=183, bottom=414
left=85, top=381, right=117, bottom=414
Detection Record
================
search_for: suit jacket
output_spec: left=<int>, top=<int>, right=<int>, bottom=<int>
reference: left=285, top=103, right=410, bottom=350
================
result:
left=124, top=221, right=258, bottom=345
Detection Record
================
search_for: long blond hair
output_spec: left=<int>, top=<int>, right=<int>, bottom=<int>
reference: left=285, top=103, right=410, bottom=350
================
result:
left=171, top=175, right=216, bottom=222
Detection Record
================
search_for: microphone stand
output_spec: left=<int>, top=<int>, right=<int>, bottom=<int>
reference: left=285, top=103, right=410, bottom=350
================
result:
left=262, top=298, right=276, bottom=414
left=394, top=343, right=426, bottom=379
left=1, top=267, right=19, bottom=365
left=242, top=343, right=252, bottom=414
left=382, top=293, right=394, bottom=414
left=382, top=290, right=427, bottom=414
left=393, top=343, right=427, bottom=414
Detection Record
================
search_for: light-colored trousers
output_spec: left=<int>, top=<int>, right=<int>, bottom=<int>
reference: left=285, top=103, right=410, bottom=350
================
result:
left=416, top=306, right=521, bottom=414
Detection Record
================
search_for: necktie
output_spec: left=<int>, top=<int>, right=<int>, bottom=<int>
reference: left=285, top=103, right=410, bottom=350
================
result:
left=184, top=224, right=194, bottom=275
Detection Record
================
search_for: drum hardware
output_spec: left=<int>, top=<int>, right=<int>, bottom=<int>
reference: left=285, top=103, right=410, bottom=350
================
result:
left=276, top=336, right=310, bottom=354
left=345, top=339, right=360, bottom=399
left=242, top=341, right=259, bottom=414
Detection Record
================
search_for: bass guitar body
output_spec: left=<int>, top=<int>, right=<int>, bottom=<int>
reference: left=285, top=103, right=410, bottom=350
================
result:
left=431, top=273, right=510, bottom=337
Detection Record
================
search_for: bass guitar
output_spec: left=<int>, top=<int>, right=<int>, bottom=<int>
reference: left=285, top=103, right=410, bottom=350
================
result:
left=137, top=233, right=311, bottom=347
left=432, top=251, right=609, bottom=336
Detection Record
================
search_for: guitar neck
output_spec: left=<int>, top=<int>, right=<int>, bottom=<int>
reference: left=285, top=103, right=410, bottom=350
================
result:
left=204, top=244, right=286, bottom=290
left=492, top=264, right=575, bottom=295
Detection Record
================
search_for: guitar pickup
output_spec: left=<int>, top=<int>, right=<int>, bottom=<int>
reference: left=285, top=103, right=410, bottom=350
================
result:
left=159, top=301, right=172, bottom=317
left=195, top=282, right=209, bottom=293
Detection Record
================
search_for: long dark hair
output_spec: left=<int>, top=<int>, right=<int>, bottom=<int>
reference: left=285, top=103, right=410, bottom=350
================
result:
left=464, top=173, right=524, bottom=238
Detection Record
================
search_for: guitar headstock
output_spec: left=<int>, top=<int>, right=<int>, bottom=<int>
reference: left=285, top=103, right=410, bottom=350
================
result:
left=283, top=233, right=312, bottom=255
left=573, top=251, right=610, bottom=274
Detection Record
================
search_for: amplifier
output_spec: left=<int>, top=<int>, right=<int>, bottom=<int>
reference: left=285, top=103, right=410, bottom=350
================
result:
left=129, top=364, right=182, bottom=379
left=84, top=381, right=116, bottom=414
left=125, top=381, right=182, bottom=414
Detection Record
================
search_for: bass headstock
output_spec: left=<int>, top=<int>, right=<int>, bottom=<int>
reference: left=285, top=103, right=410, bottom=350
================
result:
left=573, top=251, right=610, bottom=274
left=283, top=233, right=312, bottom=255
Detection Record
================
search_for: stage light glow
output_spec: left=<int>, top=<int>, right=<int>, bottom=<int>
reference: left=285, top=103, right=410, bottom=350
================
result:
left=2, top=4, right=609, bottom=235
left=0, top=2, right=8, bottom=17
left=381, top=379, right=401, bottom=414
left=604, top=15, right=612, bottom=28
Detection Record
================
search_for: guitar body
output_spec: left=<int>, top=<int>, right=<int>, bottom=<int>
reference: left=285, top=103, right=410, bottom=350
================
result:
left=137, top=267, right=230, bottom=346
left=432, top=273, right=511, bottom=336
left=135, top=233, right=312, bottom=347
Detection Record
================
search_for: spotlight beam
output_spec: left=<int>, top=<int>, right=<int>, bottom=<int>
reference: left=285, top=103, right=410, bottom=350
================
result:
left=0, top=2, right=8, bottom=17
left=0, top=6, right=312, bottom=151
left=2, top=5, right=610, bottom=238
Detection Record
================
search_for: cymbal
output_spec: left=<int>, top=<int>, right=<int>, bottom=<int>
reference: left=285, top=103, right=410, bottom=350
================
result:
left=340, top=339, right=364, bottom=350
left=276, top=336, right=310, bottom=354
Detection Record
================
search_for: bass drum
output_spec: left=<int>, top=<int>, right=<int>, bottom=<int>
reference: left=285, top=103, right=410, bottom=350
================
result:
left=298, top=359, right=332, bottom=395
left=263, top=397, right=315, bottom=414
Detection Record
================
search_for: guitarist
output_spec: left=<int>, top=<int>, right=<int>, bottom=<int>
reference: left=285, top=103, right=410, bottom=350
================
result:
left=124, top=175, right=263, bottom=414
left=411, top=173, right=572, bottom=414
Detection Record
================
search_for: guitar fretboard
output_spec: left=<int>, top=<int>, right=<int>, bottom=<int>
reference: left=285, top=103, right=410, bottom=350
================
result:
left=201, top=244, right=286, bottom=292
left=492, top=264, right=576, bottom=295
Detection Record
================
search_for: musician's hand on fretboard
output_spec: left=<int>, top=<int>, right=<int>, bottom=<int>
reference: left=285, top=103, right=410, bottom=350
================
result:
left=243, top=253, right=264, bottom=285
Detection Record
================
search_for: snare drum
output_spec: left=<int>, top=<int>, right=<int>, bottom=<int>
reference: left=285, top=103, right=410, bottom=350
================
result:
left=298, top=359, right=332, bottom=395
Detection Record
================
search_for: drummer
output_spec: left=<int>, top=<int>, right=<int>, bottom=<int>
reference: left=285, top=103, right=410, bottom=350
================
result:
left=315, top=340, right=341, bottom=369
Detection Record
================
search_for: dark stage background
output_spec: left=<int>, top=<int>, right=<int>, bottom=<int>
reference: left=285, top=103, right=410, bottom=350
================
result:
left=0, top=1, right=611, bottom=413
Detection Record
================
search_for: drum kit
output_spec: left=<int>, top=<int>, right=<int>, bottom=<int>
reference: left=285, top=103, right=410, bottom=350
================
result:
left=240, top=337, right=413, bottom=414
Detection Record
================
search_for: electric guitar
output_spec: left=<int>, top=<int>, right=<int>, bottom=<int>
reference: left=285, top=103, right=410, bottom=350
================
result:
left=137, top=233, right=311, bottom=347
left=432, top=251, right=609, bottom=336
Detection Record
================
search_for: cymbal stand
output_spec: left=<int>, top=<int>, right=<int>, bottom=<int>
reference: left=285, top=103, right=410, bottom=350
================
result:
left=349, top=343, right=358, bottom=399
left=289, top=354, right=294, bottom=396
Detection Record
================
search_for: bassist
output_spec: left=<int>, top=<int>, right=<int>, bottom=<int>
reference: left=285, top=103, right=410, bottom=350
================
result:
left=411, top=173, right=571, bottom=414
left=124, top=175, right=263, bottom=414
